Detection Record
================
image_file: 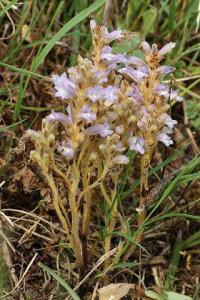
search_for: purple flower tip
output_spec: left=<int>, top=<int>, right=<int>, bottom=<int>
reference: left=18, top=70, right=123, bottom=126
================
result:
left=77, top=105, right=96, bottom=123
left=52, top=72, right=77, bottom=100
left=46, top=112, right=70, bottom=124
left=128, top=136, right=145, bottom=155
left=157, top=127, right=173, bottom=147
left=86, top=85, right=119, bottom=105
left=120, top=65, right=149, bottom=83
left=159, top=42, right=176, bottom=56
left=57, top=141, right=74, bottom=159
left=112, top=155, right=129, bottom=164
left=85, top=123, right=113, bottom=137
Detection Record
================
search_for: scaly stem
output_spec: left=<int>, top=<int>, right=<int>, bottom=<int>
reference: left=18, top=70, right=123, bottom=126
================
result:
left=81, top=164, right=91, bottom=236
left=52, top=162, right=83, bottom=269
left=68, top=163, right=83, bottom=269
left=45, top=173, right=70, bottom=237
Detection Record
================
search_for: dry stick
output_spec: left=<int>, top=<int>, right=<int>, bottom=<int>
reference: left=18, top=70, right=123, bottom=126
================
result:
left=73, top=247, right=117, bottom=293
left=103, top=0, right=112, bottom=25
left=182, top=101, right=200, bottom=155
left=2, top=209, right=67, bottom=234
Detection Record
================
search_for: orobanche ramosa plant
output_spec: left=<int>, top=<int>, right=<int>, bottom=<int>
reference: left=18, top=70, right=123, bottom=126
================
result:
left=22, top=20, right=183, bottom=272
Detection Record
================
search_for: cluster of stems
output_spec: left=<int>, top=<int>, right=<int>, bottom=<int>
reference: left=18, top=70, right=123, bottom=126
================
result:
left=23, top=20, right=182, bottom=271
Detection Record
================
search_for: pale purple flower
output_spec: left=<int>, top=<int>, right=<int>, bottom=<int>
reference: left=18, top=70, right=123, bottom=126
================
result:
left=159, top=113, right=177, bottom=128
left=112, top=142, right=126, bottom=152
left=137, top=107, right=149, bottom=129
left=66, top=105, right=73, bottom=123
left=154, top=84, right=183, bottom=102
left=90, top=19, right=97, bottom=30
left=140, top=41, right=152, bottom=55
left=128, top=56, right=146, bottom=66
left=86, top=86, right=103, bottom=103
left=26, top=129, right=40, bottom=139
left=157, top=66, right=175, bottom=75
left=57, top=141, right=74, bottom=159
left=52, top=72, right=76, bottom=100
left=153, top=83, right=170, bottom=97
left=115, top=125, right=124, bottom=134
left=119, top=65, right=149, bottom=82
left=77, top=105, right=96, bottom=123
left=141, top=41, right=176, bottom=57
left=170, top=90, right=183, bottom=102
left=101, top=46, right=112, bottom=55
left=103, top=26, right=123, bottom=43
left=91, top=68, right=109, bottom=84
left=85, top=123, right=113, bottom=137
left=127, top=84, right=143, bottom=103
left=46, top=112, right=70, bottom=124
left=86, top=85, right=119, bottom=105
left=68, top=66, right=82, bottom=82
left=112, top=155, right=129, bottom=164
left=128, top=136, right=145, bottom=154
left=90, top=19, right=123, bottom=43
left=100, top=46, right=127, bottom=65
left=157, top=126, right=173, bottom=146
left=159, top=42, right=176, bottom=56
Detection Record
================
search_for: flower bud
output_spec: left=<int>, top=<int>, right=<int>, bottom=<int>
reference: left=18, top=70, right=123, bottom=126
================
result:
left=115, top=125, right=124, bottom=134
left=89, top=152, right=97, bottom=160
left=99, top=144, right=106, bottom=152
left=128, top=115, right=137, bottom=124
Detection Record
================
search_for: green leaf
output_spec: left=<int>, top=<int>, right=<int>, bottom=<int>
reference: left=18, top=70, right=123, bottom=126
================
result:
left=38, top=262, right=81, bottom=300
left=145, top=290, right=164, bottom=300
left=145, top=290, right=192, bottom=300
left=165, top=291, right=192, bottom=300
left=168, top=0, right=176, bottom=31
left=112, top=33, right=142, bottom=54
left=141, top=7, right=157, bottom=36
left=0, top=62, right=47, bottom=79
left=112, top=261, right=140, bottom=269
left=0, top=256, right=10, bottom=294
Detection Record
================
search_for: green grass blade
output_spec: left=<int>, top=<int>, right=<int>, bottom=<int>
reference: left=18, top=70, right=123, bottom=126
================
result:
left=122, top=148, right=185, bottom=200
left=146, top=155, right=200, bottom=221
left=38, top=262, right=81, bottom=300
left=14, top=73, right=25, bottom=119
left=0, top=62, right=47, bottom=79
left=0, top=0, right=18, bottom=18
left=32, top=0, right=106, bottom=71
left=35, top=1, right=65, bottom=58
left=0, top=119, right=27, bottom=132
left=168, top=0, right=176, bottom=31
